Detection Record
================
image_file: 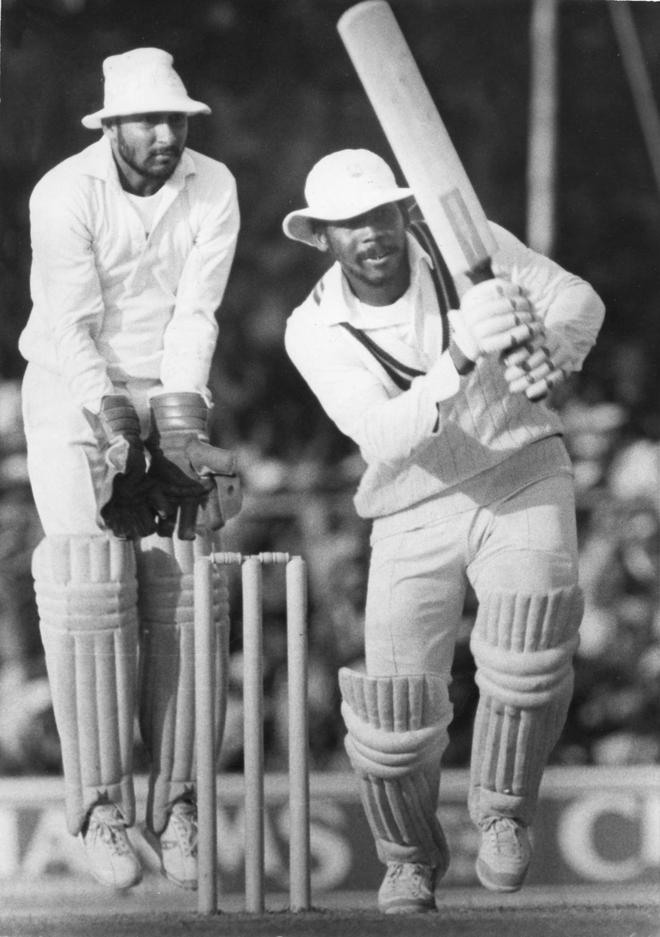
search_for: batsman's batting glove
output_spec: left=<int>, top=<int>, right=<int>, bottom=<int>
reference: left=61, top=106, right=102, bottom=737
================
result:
left=146, top=392, right=242, bottom=540
left=448, top=278, right=543, bottom=375
left=501, top=330, right=572, bottom=401
left=86, top=395, right=168, bottom=540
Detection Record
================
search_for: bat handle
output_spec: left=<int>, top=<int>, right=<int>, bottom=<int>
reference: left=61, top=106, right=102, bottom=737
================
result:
left=467, top=259, right=495, bottom=284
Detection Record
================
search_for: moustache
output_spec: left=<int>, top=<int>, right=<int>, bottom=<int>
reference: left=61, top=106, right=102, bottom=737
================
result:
left=150, top=148, right=180, bottom=159
left=360, top=243, right=399, bottom=261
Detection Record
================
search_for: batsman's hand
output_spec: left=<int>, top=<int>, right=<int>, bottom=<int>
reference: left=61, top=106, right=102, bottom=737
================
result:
left=502, top=331, right=571, bottom=401
left=88, top=395, right=168, bottom=540
left=448, top=279, right=543, bottom=372
left=186, top=437, right=243, bottom=530
left=146, top=392, right=242, bottom=540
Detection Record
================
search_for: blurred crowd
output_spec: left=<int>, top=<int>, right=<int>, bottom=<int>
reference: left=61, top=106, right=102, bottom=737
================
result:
left=0, top=352, right=657, bottom=778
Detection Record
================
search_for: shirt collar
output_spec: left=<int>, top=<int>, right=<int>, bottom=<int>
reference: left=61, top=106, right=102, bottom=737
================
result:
left=318, top=232, right=434, bottom=327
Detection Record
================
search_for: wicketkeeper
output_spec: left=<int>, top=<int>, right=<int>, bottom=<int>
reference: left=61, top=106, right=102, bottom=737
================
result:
left=20, top=49, right=240, bottom=890
left=282, top=150, right=604, bottom=913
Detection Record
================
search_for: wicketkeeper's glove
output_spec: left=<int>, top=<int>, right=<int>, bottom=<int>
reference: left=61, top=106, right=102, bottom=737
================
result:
left=448, top=279, right=543, bottom=375
left=87, top=395, right=168, bottom=540
left=145, top=392, right=242, bottom=540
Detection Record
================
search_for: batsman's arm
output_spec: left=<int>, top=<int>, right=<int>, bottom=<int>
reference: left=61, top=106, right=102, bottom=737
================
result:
left=285, top=309, right=461, bottom=465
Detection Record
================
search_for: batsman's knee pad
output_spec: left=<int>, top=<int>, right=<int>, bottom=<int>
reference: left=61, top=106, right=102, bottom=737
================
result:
left=136, top=531, right=229, bottom=834
left=468, top=585, right=583, bottom=824
left=33, top=535, right=139, bottom=835
left=339, top=668, right=452, bottom=867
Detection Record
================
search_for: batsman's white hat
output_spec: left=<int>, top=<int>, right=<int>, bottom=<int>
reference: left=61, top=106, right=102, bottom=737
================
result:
left=82, top=48, right=211, bottom=129
left=282, top=149, right=412, bottom=247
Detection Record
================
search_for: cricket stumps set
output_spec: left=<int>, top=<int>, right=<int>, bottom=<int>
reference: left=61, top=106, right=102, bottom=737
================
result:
left=193, top=551, right=311, bottom=914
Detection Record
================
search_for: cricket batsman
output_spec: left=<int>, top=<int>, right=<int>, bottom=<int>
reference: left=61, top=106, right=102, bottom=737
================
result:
left=19, top=48, right=240, bottom=890
left=282, top=149, right=604, bottom=913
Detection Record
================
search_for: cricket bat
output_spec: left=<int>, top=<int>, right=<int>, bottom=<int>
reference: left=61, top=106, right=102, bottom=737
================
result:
left=337, top=0, right=497, bottom=285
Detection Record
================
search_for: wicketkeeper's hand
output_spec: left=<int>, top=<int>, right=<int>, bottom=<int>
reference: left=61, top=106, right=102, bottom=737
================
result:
left=87, top=395, right=169, bottom=540
left=501, top=331, right=571, bottom=401
left=146, top=392, right=242, bottom=540
left=448, top=279, right=543, bottom=374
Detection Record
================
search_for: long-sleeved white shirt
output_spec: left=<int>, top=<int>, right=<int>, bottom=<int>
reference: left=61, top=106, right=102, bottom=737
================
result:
left=285, top=224, right=605, bottom=521
left=20, top=136, right=240, bottom=413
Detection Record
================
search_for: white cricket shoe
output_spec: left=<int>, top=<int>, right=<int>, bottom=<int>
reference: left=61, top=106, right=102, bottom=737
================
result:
left=156, top=797, right=198, bottom=890
left=377, top=862, right=438, bottom=914
left=81, top=802, right=142, bottom=890
left=476, top=817, right=531, bottom=892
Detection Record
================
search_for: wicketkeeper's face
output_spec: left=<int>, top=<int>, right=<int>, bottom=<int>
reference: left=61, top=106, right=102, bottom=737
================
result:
left=104, top=112, right=188, bottom=193
left=318, top=202, right=409, bottom=303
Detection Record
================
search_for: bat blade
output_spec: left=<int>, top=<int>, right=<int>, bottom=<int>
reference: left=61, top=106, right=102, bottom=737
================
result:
left=337, top=0, right=496, bottom=283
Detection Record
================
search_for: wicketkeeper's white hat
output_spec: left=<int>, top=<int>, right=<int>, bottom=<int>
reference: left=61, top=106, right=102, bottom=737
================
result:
left=282, top=149, right=412, bottom=247
left=82, top=48, right=211, bottom=129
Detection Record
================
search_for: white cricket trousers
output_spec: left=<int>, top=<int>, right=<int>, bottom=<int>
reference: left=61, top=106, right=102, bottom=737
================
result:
left=21, top=362, right=157, bottom=535
left=364, top=469, right=580, bottom=678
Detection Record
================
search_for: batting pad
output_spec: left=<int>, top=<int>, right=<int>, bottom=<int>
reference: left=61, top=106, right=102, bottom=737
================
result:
left=32, top=535, right=139, bottom=835
left=339, top=669, right=452, bottom=868
left=468, top=585, right=583, bottom=826
left=136, top=531, right=229, bottom=835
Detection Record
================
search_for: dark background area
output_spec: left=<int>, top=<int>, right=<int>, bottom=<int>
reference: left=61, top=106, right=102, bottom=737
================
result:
left=0, top=0, right=657, bottom=775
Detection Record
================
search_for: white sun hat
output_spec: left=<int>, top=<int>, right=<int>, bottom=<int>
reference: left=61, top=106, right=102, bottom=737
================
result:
left=81, top=48, right=211, bottom=130
left=282, top=149, right=413, bottom=247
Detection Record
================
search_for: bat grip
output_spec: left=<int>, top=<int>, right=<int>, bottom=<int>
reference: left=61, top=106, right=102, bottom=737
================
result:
left=468, top=257, right=548, bottom=403
left=467, top=259, right=495, bottom=284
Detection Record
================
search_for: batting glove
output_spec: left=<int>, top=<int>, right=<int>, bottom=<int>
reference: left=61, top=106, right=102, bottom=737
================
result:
left=502, top=330, right=572, bottom=401
left=448, top=279, right=543, bottom=374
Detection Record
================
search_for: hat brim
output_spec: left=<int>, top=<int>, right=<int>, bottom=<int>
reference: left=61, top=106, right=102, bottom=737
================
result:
left=282, top=188, right=413, bottom=247
left=82, top=98, right=211, bottom=129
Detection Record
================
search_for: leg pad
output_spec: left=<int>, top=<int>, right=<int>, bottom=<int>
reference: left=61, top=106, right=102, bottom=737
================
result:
left=136, top=532, right=229, bottom=835
left=339, top=669, right=451, bottom=867
left=468, top=585, right=583, bottom=825
left=33, top=535, right=138, bottom=835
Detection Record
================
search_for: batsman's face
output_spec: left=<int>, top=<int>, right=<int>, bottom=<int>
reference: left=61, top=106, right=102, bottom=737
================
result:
left=104, top=112, right=188, bottom=195
left=317, top=203, right=410, bottom=305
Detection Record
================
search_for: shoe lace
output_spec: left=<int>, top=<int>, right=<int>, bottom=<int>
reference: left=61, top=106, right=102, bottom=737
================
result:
left=483, top=817, right=523, bottom=856
left=87, top=804, right=131, bottom=854
left=387, top=862, right=432, bottom=892
left=166, top=798, right=198, bottom=856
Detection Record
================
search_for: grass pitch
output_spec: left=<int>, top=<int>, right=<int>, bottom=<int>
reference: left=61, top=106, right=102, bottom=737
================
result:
left=0, top=882, right=657, bottom=937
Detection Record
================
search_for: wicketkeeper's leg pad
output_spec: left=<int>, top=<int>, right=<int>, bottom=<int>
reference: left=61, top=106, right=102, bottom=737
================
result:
left=339, top=668, right=452, bottom=868
left=33, top=535, right=139, bottom=835
left=468, top=585, right=583, bottom=825
left=136, top=531, right=229, bottom=835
